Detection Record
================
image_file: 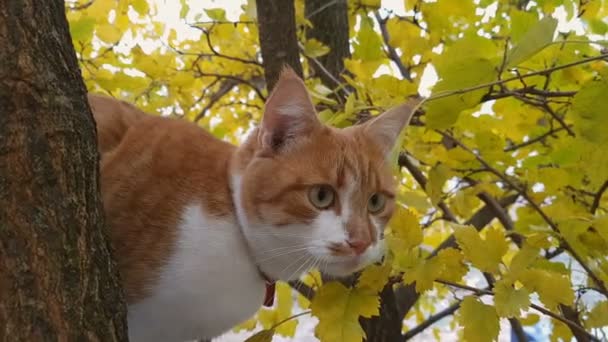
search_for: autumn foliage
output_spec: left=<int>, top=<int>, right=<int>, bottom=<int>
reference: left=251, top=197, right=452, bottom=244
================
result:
left=66, top=0, right=608, bottom=340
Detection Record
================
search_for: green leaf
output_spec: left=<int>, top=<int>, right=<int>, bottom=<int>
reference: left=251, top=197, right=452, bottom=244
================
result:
left=179, top=0, right=189, bottom=18
left=245, top=329, right=274, bottom=342
left=303, top=39, right=330, bottom=58
left=510, top=10, right=539, bottom=43
left=571, top=78, right=608, bottom=143
left=353, top=16, right=383, bottom=61
left=458, top=296, right=500, bottom=342
left=426, top=51, right=496, bottom=129
left=69, top=16, right=96, bottom=42
left=506, top=16, right=558, bottom=68
left=205, top=8, right=227, bottom=21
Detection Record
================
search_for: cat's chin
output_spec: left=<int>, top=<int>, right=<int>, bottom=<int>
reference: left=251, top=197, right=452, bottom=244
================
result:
left=319, top=258, right=367, bottom=277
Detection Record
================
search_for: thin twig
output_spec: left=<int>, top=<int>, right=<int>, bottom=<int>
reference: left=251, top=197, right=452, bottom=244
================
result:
left=427, top=53, right=608, bottom=102
left=504, top=126, right=569, bottom=152
left=591, top=180, right=608, bottom=214
left=437, top=280, right=600, bottom=342
left=374, top=11, right=412, bottom=81
left=402, top=302, right=461, bottom=340
left=194, top=79, right=237, bottom=122
left=438, top=131, right=608, bottom=297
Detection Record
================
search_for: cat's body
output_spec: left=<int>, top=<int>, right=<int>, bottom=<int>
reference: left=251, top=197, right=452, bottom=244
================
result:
left=90, top=96, right=263, bottom=340
left=91, top=68, right=418, bottom=341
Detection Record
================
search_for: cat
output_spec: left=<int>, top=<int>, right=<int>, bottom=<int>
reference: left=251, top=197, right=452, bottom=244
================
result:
left=89, top=67, right=419, bottom=342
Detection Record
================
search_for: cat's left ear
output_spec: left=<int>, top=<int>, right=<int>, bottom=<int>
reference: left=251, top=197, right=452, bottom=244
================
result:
left=362, top=98, right=422, bottom=156
left=260, top=66, right=320, bottom=152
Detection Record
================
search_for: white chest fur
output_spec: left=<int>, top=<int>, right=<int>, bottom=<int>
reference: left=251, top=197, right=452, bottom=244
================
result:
left=127, top=204, right=265, bottom=342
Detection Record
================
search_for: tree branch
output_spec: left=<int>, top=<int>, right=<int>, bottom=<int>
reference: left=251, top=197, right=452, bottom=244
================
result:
left=504, top=126, right=569, bottom=152
left=402, top=302, right=460, bottom=340
left=374, top=11, right=412, bottom=81
left=591, top=180, right=608, bottom=214
left=438, top=131, right=608, bottom=297
left=437, top=280, right=600, bottom=342
left=194, top=79, right=238, bottom=122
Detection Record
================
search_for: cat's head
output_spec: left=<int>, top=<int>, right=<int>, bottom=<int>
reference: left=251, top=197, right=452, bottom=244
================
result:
left=231, top=67, right=419, bottom=281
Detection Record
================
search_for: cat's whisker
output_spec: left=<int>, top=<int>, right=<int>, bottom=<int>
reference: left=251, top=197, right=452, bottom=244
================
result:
left=287, top=253, right=315, bottom=282
left=255, top=247, right=310, bottom=263
left=277, top=251, right=310, bottom=279
left=256, top=241, right=326, bottom=255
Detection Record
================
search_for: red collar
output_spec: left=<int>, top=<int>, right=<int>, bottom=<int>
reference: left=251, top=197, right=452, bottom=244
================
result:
left=260, top=271, right=275, bottom=307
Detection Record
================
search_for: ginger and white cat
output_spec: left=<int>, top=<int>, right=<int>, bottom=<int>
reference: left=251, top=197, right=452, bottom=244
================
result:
left=90, top=68, right=418, bottom=342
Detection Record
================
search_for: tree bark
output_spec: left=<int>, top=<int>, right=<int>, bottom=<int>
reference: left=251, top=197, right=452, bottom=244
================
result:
left=304, top=0, right=350, bottom=88
left=0, top=0, right=128, bottom=340
left=255, top=0, right=303, bottom=91
left=361, top=285, right=406, bottom=342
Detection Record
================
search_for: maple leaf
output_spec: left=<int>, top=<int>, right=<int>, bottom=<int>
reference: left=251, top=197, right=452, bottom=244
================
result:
left=454, top=226, right=509, bottom=273
left=311, top=282, right=379, bottom=342
left=493, top=279, right=531, bottom=318
left=458, top=296, right=500, bottom=342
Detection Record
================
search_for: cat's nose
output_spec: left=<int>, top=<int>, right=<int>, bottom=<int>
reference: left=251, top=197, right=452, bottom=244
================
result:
left=346, top=239, right=371, bottom=255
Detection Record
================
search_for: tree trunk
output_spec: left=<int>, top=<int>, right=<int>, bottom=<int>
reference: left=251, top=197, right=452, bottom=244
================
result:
left=0, top=0, right=128, bottom=340
left=361, top=285, right=406, bottom=342
left=255, top=0, right=303, bottom=91
left=304, top=0, right=350, bottom=89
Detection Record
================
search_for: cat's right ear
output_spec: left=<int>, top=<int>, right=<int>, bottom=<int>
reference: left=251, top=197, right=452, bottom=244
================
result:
left=259, top=67, right=320, bottom=152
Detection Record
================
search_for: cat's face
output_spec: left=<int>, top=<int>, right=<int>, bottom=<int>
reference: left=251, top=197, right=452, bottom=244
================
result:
left=232, top=68, right=419, bottom=281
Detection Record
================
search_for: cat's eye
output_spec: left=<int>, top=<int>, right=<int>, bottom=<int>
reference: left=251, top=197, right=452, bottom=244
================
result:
left=308, top=185, right=335, bottom=209
left=368, top=193, right=386, bottom=213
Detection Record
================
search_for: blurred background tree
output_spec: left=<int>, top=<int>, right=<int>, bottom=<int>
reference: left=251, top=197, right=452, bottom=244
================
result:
left=65, top=0, right=608, bottom=340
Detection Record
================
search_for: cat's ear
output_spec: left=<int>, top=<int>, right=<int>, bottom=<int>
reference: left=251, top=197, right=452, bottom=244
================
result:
left=260, top=66, right=320, bottom=151
left=362, top=98, right=422, bottom=157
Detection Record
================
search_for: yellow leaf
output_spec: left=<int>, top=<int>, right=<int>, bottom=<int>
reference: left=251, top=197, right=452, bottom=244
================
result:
left=508, top=244, right=540, bottom=278
left=454, top=226, right=508, bottom=273
left=403, top=256, right=442, bottom=293
left=357, top=264, right=390, bottom=293
left=458, top=296, right=500, bottom=342
left=519, top=269, right=574, bottom=310
left=244, top=329, right=274, bottom=342
left=255, top=282, right=297, bottom=337
left=519, top=313, right=540, bottom=326
left=311, top=282, right=379, bottom=342
left=493, top=279, right=530, bottom=318
left=387, top=206, right=422, bottom=252
left=435, top=248, right=468, bottom=282
left=586, top=301, right=608, bottom=328
left=96, top=24, right=122, bottom=43
left=234, top=317, right=257, bottom=332
left=276, top=282, right=297, bottom=336
left=551, top=319, right=573, bottom=342
left=425, top=163, right=450, bottom=205
left=131, top=0, right=149, bottom=16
